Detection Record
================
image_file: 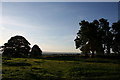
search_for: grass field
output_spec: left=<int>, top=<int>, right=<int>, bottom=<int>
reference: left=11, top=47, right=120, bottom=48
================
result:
left=2, top=55, right=120, bottom=80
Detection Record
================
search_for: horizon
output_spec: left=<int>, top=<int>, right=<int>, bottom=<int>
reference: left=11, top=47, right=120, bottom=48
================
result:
left=0, top=50, right=81, bottom=54
left=0, top=2, right=118, bottom=53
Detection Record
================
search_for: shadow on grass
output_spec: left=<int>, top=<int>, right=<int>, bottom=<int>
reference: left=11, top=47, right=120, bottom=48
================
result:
left=40, top=55, right=120, bottom=64
left=2, top=68, right=66, bottom=80
left=3, top=62, right=31, bottom=66
left=66, top=66, right=120, bottom=80
left=41, top=55, right=83, bottom=61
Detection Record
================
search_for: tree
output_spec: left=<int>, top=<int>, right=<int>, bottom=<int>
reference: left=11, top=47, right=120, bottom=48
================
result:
left=112, top=20, right=120, bottom=54
left=74, top=20, right=99, bottom=57
left=74, top=18, right=112, bottom=57
left=30, top=44, right=42, bottom=57
left=74, top=20, right=90, bottom=57
left=99, top=18, right=112, bottom=54
left=2, top=35, right=31, bottom=57
left=92, top=20, right=104, bottom=56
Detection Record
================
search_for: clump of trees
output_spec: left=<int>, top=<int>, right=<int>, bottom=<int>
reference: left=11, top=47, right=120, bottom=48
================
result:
left=74, top=18, right=120, bottom=57
left=1, top=35, right=42, bottom=58
left=30, top=44, right=42, bottom=58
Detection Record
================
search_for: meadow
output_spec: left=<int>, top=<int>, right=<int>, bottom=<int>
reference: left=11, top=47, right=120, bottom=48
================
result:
left=2, top=55, right=120, bottom=80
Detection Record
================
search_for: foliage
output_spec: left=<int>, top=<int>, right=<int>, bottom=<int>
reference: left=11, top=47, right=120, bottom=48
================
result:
left=112, top=20, right=120, bottom=54
left=1, top=35, right=31, bottom=57
left=30, top=44, right=42, bottom=58
left=74, top=18, right=120, bottom=56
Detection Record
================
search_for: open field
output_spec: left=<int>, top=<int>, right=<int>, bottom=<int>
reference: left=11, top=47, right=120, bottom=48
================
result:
left=2, top=55, right=120, bottom=80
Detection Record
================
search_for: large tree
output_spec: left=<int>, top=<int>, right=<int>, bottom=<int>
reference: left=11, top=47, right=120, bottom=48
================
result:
left=74, top=18, right=112, bottom=57
left=2, top=35, right=31, bottom=57
left=112, top=20, right=120, bottom=54
left=99, top=18, right=112, bottom=54
left=74, top=20, right=99, bottom=57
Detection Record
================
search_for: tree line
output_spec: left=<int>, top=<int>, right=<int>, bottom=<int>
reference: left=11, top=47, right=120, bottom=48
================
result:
left=0, top=35, right=42, bottom=58
left=74, top=18, right=120, bottom=57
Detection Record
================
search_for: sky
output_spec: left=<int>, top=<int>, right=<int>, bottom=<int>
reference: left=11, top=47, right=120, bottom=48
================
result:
left=0, top=2, right=119, bottom=53
left=1, top=0, right=120, bottom=2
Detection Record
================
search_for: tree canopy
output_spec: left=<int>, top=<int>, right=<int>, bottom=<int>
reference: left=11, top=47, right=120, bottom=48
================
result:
left=1, top=35, right=43, bottom=58
left=2, top=35, right=31, bottom=57
left=112, top=20, right=120, bottom=54
left=30, top=44, right=42, bottom=58
left=74, top=18, right=120, bottom=57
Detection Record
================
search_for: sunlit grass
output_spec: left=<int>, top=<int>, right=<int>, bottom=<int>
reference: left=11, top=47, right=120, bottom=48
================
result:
left=2, top=56, right=120, bottom=80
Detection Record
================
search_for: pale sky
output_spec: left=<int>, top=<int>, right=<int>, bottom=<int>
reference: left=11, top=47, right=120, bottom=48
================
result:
left=1, top=0, right=120, bottom=2
left=0, top=2, right=119, bottom=53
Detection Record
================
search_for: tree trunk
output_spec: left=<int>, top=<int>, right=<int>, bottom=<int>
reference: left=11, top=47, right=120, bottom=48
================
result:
left=96, top=44, right=104, bottom=57
left=107, top=44, right=110, bottom=54
left=85, top=53, right=89, bottom=58
left=91, top=51, right=95, bottom=58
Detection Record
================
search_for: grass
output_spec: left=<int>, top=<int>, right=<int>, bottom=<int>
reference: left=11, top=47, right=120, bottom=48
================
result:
left=2, top=55, right=120, bottom=80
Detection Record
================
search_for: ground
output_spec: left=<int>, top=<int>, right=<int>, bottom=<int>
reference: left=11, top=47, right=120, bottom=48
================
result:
left=2, top=55, right=120, bottom=80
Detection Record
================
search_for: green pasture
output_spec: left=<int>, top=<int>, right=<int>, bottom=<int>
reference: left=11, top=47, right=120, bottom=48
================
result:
left=2, top=56, right=120, bottom=80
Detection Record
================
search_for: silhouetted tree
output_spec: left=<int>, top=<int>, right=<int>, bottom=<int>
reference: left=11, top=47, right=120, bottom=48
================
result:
left=74, top=18, right=112, bottom=57
left=30, top=44, right=42, bottom=57
left=112, top=20, right=120, bottom=54
left=92, top=20, right=104, bottom=56
left=99, top=18, right=112, bottom=54
left=2, top=35, right=31, bottom=57
left=74, top=20, right=99, bottom=57
left=74, top=20, right=90, bottom=57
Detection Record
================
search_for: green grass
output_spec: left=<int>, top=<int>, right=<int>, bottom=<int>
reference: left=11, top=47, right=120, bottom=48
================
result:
left=2, top=56, right=120, bottom=80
